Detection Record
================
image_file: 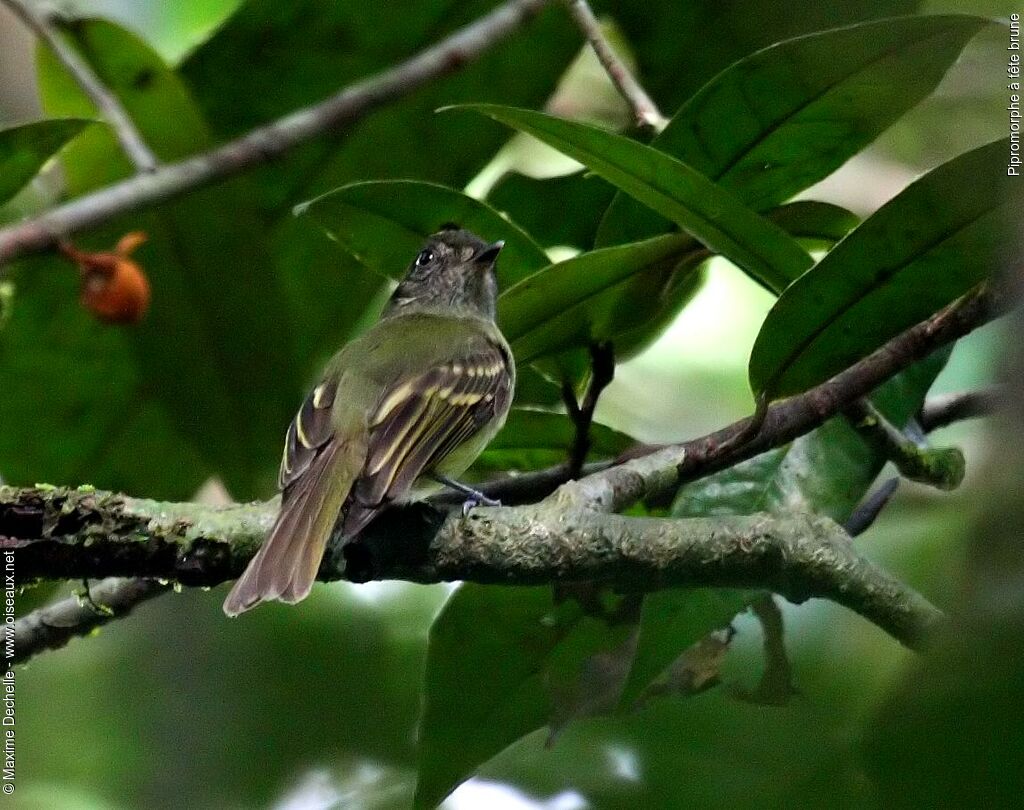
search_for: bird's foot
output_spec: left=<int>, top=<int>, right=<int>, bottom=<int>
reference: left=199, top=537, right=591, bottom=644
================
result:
left=461, top=492, right=502, bottom=516
left=431, top=473, right=501, bottom=514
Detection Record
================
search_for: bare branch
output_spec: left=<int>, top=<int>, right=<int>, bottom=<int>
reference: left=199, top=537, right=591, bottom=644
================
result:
left=662, top=285, right=1001, bottom=489
left=3, top=577, right=167, bottom=664
left=0, top=0, right=158, bottom=172
left=561, top=0, right=667, bottom=131
left=0, top=0, right=554, bottom=267
left=562, top=342, right=616, bottom=477
left=918, top=386, right=1004, bottom=432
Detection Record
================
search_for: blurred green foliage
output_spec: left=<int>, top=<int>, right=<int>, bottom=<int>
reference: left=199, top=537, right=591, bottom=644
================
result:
left=3, top=0, right=1021, bottom=807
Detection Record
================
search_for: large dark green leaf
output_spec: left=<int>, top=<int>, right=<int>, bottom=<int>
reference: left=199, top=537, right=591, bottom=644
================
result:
left=499, top=233, right=699, bottom=363
left=487, top=170, right=617, bottom=250
left=0, top=118, right=92, bottom=206
left=181, top=0, right=579, bottom=215
left=596, top=15, right=991, bottom=246
left=750, top=139, right=1021, bottom=400
left=474, top=408, right=634, bottom=474
left=19, top=19, right=298, bottom=498
left=0, top=255, right=212, bottom=496
left=299, top=180, right=549, bottom=288
left=457, top=104, right=813, bottom=292
left=415, top=585, right=558, bottom=809
left=603, top=0, right=920, bottom=118
left=618, top=589, right=751, bottom=709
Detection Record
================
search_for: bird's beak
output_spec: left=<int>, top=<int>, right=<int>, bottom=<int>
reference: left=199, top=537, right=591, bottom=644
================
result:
left=474, top=240, right=505, bottom=265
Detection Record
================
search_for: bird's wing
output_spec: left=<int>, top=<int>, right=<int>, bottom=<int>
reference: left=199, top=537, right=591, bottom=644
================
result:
left=224, top=321, right=513, bottom=617
left=342, top=339, right=512, bottom=536
left=278, top=377, right=338, bottom=490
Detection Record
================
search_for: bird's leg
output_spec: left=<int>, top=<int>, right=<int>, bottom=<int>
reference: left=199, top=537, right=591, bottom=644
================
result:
left=431, top=473, right=502, bottom=515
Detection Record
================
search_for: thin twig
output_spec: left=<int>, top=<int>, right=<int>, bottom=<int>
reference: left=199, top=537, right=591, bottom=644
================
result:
left=844, top=478, right=901, bottom=537
left=563, top=342, right=616, bottom=477
left=844, top=399, right=965, bottom=490
left=561, top=0, right=667, bottom=131
left=0, top=0, right=554, bottom=268
left=1, top=0, right=158, bottom=172
left=2, top=577, right=168, bottom=664
left=662, top=285, right=1002, bottom=487
left=918, top=386, right=1004, bottom=432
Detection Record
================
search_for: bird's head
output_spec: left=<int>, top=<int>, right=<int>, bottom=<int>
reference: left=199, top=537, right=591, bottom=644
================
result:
left=382, top=225, right=504, bottom=320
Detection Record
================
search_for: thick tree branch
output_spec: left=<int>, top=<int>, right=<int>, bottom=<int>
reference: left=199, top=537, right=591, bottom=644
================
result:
left=1, top=452, right=942, bottom=655
left=561, top=0, right=666, bottom=131
left=2, top=286, right=1002, bottom=665
left=0, top=0, right=553, bottom=267
left=0, top=0, right=158, bottom=172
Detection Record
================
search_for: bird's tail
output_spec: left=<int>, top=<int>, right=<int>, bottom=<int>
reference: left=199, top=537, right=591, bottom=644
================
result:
left=223, top=442, right=359, bottom=616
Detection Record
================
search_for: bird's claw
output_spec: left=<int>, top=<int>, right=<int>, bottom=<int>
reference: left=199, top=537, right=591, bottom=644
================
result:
left=461, top=494, right=502, bottom=516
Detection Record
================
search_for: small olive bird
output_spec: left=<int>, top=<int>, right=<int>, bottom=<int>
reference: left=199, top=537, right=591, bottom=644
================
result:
left=224, top=227, right=514, bottom=616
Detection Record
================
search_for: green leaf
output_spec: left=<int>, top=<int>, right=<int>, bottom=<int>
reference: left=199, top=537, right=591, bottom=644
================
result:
left=604, top=0, right=919, bottom=118
left=474, top=409, right=635, bottom=474
left=415, top=585, right=558, bottom=809
left=596, top=15, right=991, bottom=245
left=487, top=170, right=617, bottom=250
left=0, top=118, right=92, bottom=206
left=299, top=180, right=550, bottom=288
left=181, top=0, right=580, bottom=215
left=499, top=232, right=699, bottom=363
left=766, top=201, right=860, bottom=249
left=455, top=104, right=812, bottom=292
left=618, top=589, right=751, bottom=709
left=18, top=19, right=298, bottom=498
left=750, top=139, right=1021, bottom=399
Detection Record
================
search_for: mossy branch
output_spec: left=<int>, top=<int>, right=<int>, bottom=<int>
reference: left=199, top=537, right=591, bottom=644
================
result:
left=3, top=450, right=942, bottom=664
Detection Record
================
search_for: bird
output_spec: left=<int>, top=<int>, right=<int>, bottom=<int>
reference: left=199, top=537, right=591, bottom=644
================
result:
left=223, top=226, right=515, bottom=616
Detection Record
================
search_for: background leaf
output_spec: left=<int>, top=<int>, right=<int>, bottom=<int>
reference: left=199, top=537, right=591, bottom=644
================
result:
left=415, top=585, right=558, bottom=809
left=0, top=118, right=91, bottom=205
left=750, top=138, right=1021, bottom=399
left=499, top=232, right=699, bottom=363
left=596, top=14, right=991, bottom=245
left=300, top=180, right=549, bottom=288
left=458, top=104, right=813, bottom=292
left=487, top=170, right=617, bottom=250
left=181, top=0, right=580, bottom=215
left=42, top=20, right=300, bottom=496
left=473, top=408, right=635, bottom=474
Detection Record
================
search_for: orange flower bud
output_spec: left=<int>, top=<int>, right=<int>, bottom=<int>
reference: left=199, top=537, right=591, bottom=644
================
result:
left=60, top=232, right=150, bottom=325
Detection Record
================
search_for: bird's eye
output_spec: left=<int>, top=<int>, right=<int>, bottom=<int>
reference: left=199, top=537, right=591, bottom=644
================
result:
left=415, top=249, right=435, bottom=268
